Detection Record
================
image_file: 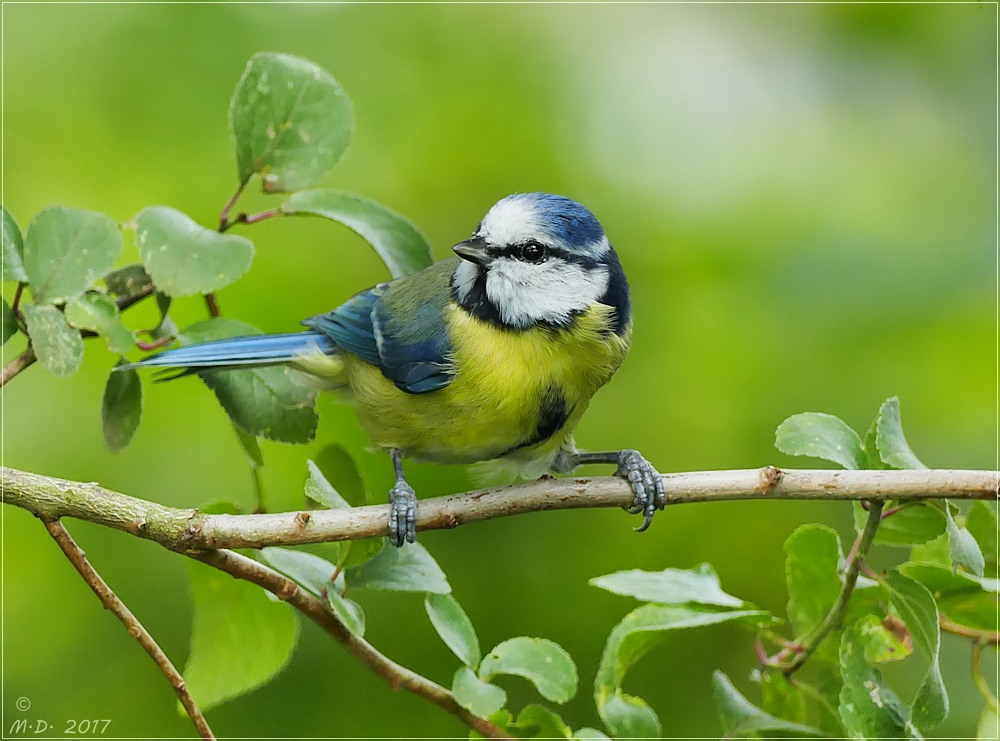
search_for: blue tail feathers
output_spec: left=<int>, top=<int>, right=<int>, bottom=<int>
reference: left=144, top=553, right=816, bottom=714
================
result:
left=118, top=331, right=337, bottom=372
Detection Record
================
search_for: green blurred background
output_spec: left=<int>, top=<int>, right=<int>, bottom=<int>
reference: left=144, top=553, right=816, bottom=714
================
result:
left=2, top=3, right=995, bottom=738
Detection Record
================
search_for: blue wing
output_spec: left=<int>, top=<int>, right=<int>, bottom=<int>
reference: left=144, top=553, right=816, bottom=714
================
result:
left=302, top=262, right=456, bottom=394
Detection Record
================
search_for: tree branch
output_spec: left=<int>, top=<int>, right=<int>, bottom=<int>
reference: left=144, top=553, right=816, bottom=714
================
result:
left=2, top=466, right=994, bottom=550
left=41, top=517, right=215, bottom=740
left=186, top=548, right=511, bottom=739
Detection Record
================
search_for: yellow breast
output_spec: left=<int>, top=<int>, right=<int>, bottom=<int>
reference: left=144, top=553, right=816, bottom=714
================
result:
left=344, top=303, right=631, bottom=467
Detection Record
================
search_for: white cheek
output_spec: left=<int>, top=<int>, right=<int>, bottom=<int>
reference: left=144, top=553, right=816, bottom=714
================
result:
left=486, top=259, right=609, bottom=327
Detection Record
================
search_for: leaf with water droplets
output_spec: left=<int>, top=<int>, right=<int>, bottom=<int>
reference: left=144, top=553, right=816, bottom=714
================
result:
left=23, top=206, right=122, bottom=304
left=22, top=304, right=84, bottom=377
left=230, top=52, right=352, bottom=193
left=135, top=206, right=254, bottom=297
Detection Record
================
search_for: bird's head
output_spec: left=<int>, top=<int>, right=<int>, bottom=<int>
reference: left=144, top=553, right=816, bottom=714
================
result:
left=451, top=193, right=629, bottom=332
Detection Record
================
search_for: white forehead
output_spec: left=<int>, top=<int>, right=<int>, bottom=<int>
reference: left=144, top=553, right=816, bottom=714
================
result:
left=477, top=197, right=545, bottom=247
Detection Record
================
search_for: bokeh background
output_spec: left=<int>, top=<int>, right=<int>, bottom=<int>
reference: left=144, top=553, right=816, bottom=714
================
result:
left=2, top=3, right=995, bottom=738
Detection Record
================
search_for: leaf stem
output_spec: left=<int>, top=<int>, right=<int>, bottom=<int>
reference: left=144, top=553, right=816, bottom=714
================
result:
left=782, top=500, right=884, bottom=676
left=41, top=517, right=215, bottom=740
left=236, top=208, right=281, bottom=226
left=203, top=292, right=222, bottom=318
left=218, top=182, right=246, bottom=232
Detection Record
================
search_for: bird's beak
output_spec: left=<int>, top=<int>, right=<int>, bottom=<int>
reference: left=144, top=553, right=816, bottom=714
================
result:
left=452, top=237, right=491, bottom=266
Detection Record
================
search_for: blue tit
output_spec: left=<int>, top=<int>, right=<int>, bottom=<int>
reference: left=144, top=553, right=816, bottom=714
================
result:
left=123, top=193, right=664, bottom=546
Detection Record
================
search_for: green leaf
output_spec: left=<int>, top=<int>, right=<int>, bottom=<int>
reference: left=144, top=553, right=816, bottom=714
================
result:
left=899, top=561, right=997, bottom=630
left=861, top=418, right=889, bottom=470
left=344, top=541, right=449, bottom=593
left=22, top=304, right=84, bottom=377
left=978, top=704, right=999, bottom=741
left=910, top=534, right=951, bottom=566
left=260, top=546, right=364, bottom=634
left=229, top=52, right=352, bottom=193
left=945, top=507, right=985, bottom=577
left=784, top=524, right=842, bottom=641
left=104, top=263, right=153, bottom=300
left=305, top=459, right=352, bottom=510
left=179, top=318, right=318, bottom=443
left=233, top=423, right=264, bottom=468
left=713, top=671, right=824, bottom=737
left=480, top=638, right=577, bottom=704
left=589, top=563, right=744, bottom=608
left=324, top=585, right=365, bottom=637
left=759, top=671, right=809, bottom=726
left=65, top=291, right=133, bottom=354
left=259, top=547, right=336, bottom=598
left=856, top=613, right=913, bottom=663
left=184, top=559, right=298, bottom=712
left=2, top=206, right=27, bottom=282
left=966, top=502, right=998, bottom=577
left=102, top=364, right=142, bottom=451
left=838, top=620, right=911, bottom=738
left=1, top=298, right=17, bottom=345
left=280, top=190, right=433, bottom=278
left=599, top=692, right=660, bottom=739
left=425, top=592, right=481, bottom=668
left=594, top=603, right=772, bottom=737
left=853, top=501, right=947, bottom=546
left=452, top=667, right=507, bottom=718
left=573, top=728, right=611, bottom=740
left=509, top=704, right=572, bottom=739
left=875, top=396, right=926, bottom=469
left=775, top=412, right=864, bottom=469
left=135, top=206, right=254, bottom=297
left=312, top=443, right=367, bottom=506
left=883, top=571, right=949, bottom=728
left=23, top=206, right=122, bottom=304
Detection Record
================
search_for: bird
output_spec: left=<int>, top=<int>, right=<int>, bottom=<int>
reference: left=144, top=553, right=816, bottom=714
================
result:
left=123, top=193, right=665, bottom=547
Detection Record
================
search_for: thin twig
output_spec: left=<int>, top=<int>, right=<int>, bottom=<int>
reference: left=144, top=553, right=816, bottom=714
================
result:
left=186, top=548, right=512, bottom=740
left=783, top=500, right=885, bottom=675
left=11, top=281, right=25, bottom=315
left=941, top=617, right=1000, bottom=645
left=40, top=518, right=215, bottom=740
left=0, top=346, right=36, bottom=387
left=2, top=466, right=995, bottom=550
left=971, top=640, right=1000, bottom=711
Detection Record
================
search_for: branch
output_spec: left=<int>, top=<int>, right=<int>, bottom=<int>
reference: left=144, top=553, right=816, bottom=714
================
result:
left=2, top=466, right=995, bottom=549
left=186, top=549, right=511, bottom=739
left=41, top=518, right=215, bottom=740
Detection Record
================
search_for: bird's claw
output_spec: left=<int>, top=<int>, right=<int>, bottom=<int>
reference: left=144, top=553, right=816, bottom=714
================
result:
left=616, top=449, right=665, bottom=532
left=388, top=480, right=417, bottom=547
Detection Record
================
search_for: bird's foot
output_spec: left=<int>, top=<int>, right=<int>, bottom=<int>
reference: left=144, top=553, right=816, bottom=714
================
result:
left=616, top=449, right=665, bottom=532
left=388, top=479, right=417, bottom=547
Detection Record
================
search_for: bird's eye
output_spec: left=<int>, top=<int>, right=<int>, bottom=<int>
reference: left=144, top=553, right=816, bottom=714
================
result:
left=520, top=242, right=547, bottom=263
